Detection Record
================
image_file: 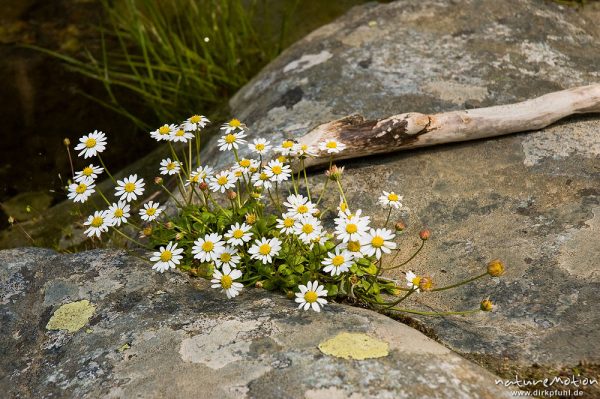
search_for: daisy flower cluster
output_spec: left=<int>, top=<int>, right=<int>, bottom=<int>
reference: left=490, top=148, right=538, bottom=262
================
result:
left=63, top=116, right=502, bottom=316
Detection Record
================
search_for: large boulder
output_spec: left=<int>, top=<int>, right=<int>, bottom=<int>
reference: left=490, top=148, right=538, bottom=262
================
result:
left=0, top=248, right=513, bottom=398
left=209, top=0, right=600, bottom=373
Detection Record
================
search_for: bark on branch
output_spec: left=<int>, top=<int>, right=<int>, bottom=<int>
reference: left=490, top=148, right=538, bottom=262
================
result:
left=297, top=84, right=600, bottom=169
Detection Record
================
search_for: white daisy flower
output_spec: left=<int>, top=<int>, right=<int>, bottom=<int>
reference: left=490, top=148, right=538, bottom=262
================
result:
left=186, top=165, right=213, bottom=186
left=150, top=241, right=184, bottom=273
left=139, top=201, right=163, bottom=222
left=159, top=158, right=181, bottom=175
left=170, top=126, right=195, bottom=143
left=74, top=130, right=107, bottom=158
left=251, top=171, right=273, bottom=190
left=293, top=143, right=316, bottom=158
left=233, top=158, right=260, bottom=177
left=67, top=179, right=96, bottom=203
left=224, top=222, right=253, bottom=246
left=264, top=159, right=291, bottom=183
left=192, top=233, right=225, bottom=263
left=276, top=212, right=296, bottom=235
left=334, top=211, right=370, bottom=243
left=150, top=124, right=176, bottom=141
left=211, top=264, right=243, bottom=298
left=83, top=210, right=110, bottom=238
left=214, top=246, right=241, bottom=269
left=74, top=164, right=103, bottom=183
left=322, top=248, right=353, bottom=276
left=249, top=138, right=271, bottom=155
left=107, top=201, right=130, bottom=226
left=378, top=191, right=403, bottom=209
left=360, top=228, right=397, bottom=259
left=339, top=240, right=367, bottom=259
left=248, top=237, right=282, bottom=264
left=405, top=271, right=421, bottom=292
left=283, top=194, right=316, bottom=219
left=318, top=139, right=346, bottom=154
left=217, top=131, right=247, bottom=151
left=220, top=118, right=244, bottom=134
left=293, top=215, right=323, bottom=244
left=115, top=174, right=145, bottom=202
left=209, top=170, right=236, bottom=193
left=295, top=280, right=328, bottom=312
left=182, top=114, right=209, bottom=131
left=279, top=140, right=296, bottom=156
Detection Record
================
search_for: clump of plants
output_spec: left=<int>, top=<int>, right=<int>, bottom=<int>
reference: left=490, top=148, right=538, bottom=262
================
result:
left=64, top=115, right=504, bottom=314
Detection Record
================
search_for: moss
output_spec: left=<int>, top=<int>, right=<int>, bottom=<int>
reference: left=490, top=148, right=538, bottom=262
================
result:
left=318, top=332, right=389, bottom=360
left=46, top=300, right=96, bottom=333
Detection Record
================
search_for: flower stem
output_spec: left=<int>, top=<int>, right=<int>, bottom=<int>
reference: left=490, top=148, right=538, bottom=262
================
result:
left=97, top=155, right=116, bottom=183
left=430, top=272, right=488, bottom=292
left=388, top=307, right=482, bottom=317
left=383, top=239, right=425, bottom=271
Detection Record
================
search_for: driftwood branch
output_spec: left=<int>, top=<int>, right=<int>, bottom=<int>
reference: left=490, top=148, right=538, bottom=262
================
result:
left=298, top=84, right=600, bottom=169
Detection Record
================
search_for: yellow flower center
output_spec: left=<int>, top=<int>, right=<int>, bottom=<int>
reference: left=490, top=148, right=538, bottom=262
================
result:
left=277, top=155, right=287, bottom=163
left=302, top=224, right=314, bottom=234
left=304, top=291, right=318, bottom=303
left=259, top=243, right=271, bottom=255
left=190, top=115, right=201, bottom=123
left=239, top=159, right=251, bottom=168
left=347, top=241, right=361, bottom=252
left=221, top=275, right=233, bottom=289
left=220, top=252, right=232, bottom=262
left=345, top=223, right=358, bottom=234
left=332, top=255, right=345, bottom=267
left=158, top=125, right=170, bottom=135
left=371, top=236, right=384, bottom=248
left=83, top=167, right=93, bottom=176
left=160, top=250, right=172, bottom=262
left=388, top=193, right=399, bottom=201
left=297, top=205, right=308, bottom=214
left=175, top=129, right=185, bottom=136
left=145, top=208, right=156, bottom=216
left=300, top=144, right=308, bottom=151
left=167, top=162, right=176, bottom=170
left=282, top=140, right=294, bottom=149
left=191, top=175, right=200, bottom=183
left=85, top=138, right=96, bottom=148
left=271, top=165, right=282, bottom=175
left=340, top=202, right=348, bottom=212
left=114, top=209, right=124, bottom=217
left=233, top=229, right=244, bottom=239
left=412, top=276, right=421, bottom=287
left=255, top=143, right=265, bottom=151
left=217, top=176, right=228, bottom=185
left=283, top=218, right=294, bottom=228
left=202, top=241, right=214, bottom=252
left=124, top=182, right=136, bottom=193
left=75, top=183, right=87, bottom=194
left=224, top=134, right=236, bottom=144
left=326, top=141, right=337, bottom=149
left=259, top=172, right=268, bottom=181
left=91, top=216, right=103, bottom=227
left=229, top=118, right=241, bottom=128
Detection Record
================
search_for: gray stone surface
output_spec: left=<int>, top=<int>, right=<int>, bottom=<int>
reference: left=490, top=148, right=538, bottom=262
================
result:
left=0, top=248, right=512, bottom=398
left=206, top=0, right=600, bottom=369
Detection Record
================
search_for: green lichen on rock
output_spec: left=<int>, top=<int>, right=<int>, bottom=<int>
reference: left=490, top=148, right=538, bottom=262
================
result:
left=46, top=300, right=95, bottom=333
left=318, top=332, right=389, bottom=360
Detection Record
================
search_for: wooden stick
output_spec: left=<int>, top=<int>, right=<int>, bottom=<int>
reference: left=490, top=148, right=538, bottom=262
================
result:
left=297, top=84, right=600, bottom=169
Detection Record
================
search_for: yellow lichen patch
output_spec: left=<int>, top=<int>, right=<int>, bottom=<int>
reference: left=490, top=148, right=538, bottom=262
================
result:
left=318, top=332, right=389, bottom=360
left=46, top=300, right=96, bottom=333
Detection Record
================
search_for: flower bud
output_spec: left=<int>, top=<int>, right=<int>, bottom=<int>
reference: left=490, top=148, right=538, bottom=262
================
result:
left=8, top=216, right=15, bottom=225
left=164, top=221, right=174, bottom=229
left=175, top=232, right=184, bottom=240
left=419, top=276, right=433, bottom=292
left=394, top=220, right=406, bottom=232
left=480, top=298, right=494, bottom=312
left=63, top=138, right=71, bottom=146
left=487, top=259, right=505, bottom=277
left=142, top=226, right=153, bottom=237
left=226, top=190, right=237, bottom=200
left=154, top=176, right=164, bottom=185
left=250, top=192, right=262, bottom=199
left=419, top=229, right=430, bottom=240
left=199, top=181, right=208, bottom=191
left=349, top=275, right=359, bottom=285
left=245, top=213, right=257, bottom=225
left=326, top=165, right=344, bottom=181
left=286, top=290, right=295, bottom=300
left=255, top=281, right=264, bottom=289
left=312, top=209, right=321, bottom=218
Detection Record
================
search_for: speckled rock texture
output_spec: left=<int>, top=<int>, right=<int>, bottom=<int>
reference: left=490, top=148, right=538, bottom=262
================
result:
left=0, top=248, right=513, bottom=398
left=204, top=0, right=600, bottom=369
